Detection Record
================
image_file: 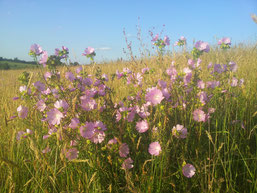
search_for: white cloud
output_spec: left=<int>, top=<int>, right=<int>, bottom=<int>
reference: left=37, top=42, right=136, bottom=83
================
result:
left=96, top=47, right=112, bottom=51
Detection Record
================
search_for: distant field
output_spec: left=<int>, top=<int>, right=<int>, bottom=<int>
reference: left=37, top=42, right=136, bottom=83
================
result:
left=0, top=61, right=38, bottom=69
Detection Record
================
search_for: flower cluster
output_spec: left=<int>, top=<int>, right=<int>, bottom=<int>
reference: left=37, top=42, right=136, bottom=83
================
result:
left=218, top=37, right=231, bottom=49
left=14, top=36, right=244, bottom=183
left=174, top=36, right=186, bottom=46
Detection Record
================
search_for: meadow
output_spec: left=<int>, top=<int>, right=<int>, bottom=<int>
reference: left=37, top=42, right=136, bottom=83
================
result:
left=0, top=37, right=256, bottom=193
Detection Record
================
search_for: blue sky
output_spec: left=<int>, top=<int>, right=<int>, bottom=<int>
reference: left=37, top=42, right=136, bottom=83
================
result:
left=0, top=0, right=256, bottom=63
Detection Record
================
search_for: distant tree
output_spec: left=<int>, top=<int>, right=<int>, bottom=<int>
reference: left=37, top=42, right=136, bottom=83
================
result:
left=70, top=62, right=79, bottom=66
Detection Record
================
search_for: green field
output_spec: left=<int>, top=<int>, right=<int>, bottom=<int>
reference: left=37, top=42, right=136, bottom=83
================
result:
left=0, top=44, right=256, bottom=192
left=0, top=61, right=38, bottom=70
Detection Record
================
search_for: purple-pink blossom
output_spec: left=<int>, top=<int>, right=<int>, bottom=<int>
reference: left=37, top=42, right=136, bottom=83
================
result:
left=30, top=44, right=43, bottom=55
left=36, top=100, right=46, bottom=112
left=119, top=143, right=129, bottom=157
left=65, top=72, right=76, bottom=82
left=69, top=118, right=80, bottom=129
left=54, top=100, right=69, bottom=111
left=82, top=47, right=95, bottom=56
left=195, top=41, right=210, bottom=52
left=145, top=87, right=164, bottom=106
left=163, top=36, right=170, bottom=46
left=17, top=105, right=28, bottom=119
left=148, top=142, right=162, bottom=156
left=172, top=124, right=187, bottom=139
left=39, top=51, right=48, bottom=67
left=46, top=108, right=64, bottom=125
left=193, top=109, right=206, bottom=122
left=122, top=158, right=134, bottom=170
left=182, top=164, right=196, bottom=178
left=218, top=37, right=231, bottom=45
left=66, top=148, right=78, bottom=161
left=136, top=120, right=149, bottom=133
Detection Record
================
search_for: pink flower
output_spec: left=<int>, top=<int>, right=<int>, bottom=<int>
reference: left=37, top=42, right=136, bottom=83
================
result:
left=193, top=109, right=206, bottom=122
left=36, top=100, right=46, bottom=112
left=39, top=51, right=48, bottom=67
left=65, top=72, right=76, bottom=82
left=54, top=100, right=69, bottom=111
left=145, top=87, right=164, bottom=106
left=108, top=138, right=118, bottom=145
left=142, top=67, right=150, bottom=74
left=195, top=41, right=210, bottom=52
left=218, top=37, right=231, bottom=45
left=231, top=77, right=238, bottom=87
left=69, top=118, right=80, bottom=129
left=229, top=61, right=237, bottom=72
left=30, top=44, right=43, bottom=55
left=198, top=91, right=208, bottom=105
left=76, top=66, right=83, bottom=74
left=16, top=129, right=32, bottom=140
left=151, top=34, right=159, bottom=42
left=82, top=47, right=95, bottom=56
left=148, top=142, right=162, bottom=156
left=90, top=131, right=105, bottom=144
left=136, top=120, right=149, bottom=133
left=17, top=105, right=28, bottom=119
left=80, top=122, right=95, bottom=139
left=163, top=36, right=170, bottom=46
left=16, top=131, right=26, bottom=140
left=46, top=108, right=64, bottom=125
left=122, top=158, right=134, bottom=170
left=66, top=148, right=78, bottom=161
left=80, top=122, right=107, bottom=144
left=42, top=147, right=51, bottom=154
left=182, top=164, right=196, bottom=178
left=44, top=72, right=52, bottom=80
left=197, top=80, right=205, bottom=89
left=34, top=81, right=45, bottom=91
left=119, top=143, right=129, bottom=157
left=172, top=124, right=187, bottom=139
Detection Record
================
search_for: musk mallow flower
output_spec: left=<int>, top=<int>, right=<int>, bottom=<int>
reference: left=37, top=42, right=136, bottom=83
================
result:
left=229, top=61, right=237, bottom=72
left=182, top=164, right=196, bottom=178
left=119, top=143, right=129, bottom=157
left=193, top=109, right=206, bottom=122
left=80, top=121, right=107, bottom=144
left=195, top=41, right=210, bottom=53
left=151, top=34, right=159, bottom=42
left=82, top=47, right=95, bottom=57
left=145, top=87, right=164, bottom=106
left=36, top=100, right=46, bottom=112
left=136, top=120, right=149, bottom=133
left=29, top=44, right=43, bottom=56
left=172, top=124, right=187, bottom=139
left=148, top=142, right=162, bottom=156
left=17, top=105, right=28, bottom=119
left=39, top=51, right=48, bottom=67
left=34, top=81, right=45, bottom=91
left=65, top=72, right=76, bottom=82
left=218, top=37, right=231, bottom=45
left=66, top=148, right=78, bottom=161
left=46, top=108, right=64, bottom=125
left=163, top=36, right=170, bottom=46
left=231, top=77, right=238, bottom=87
left=122, top=157, right=134, bottom=170
left=69, top=118, right=80, bottom=129
left=54, top=100, right=69, bottom=111
left=175, top=36, right=186, bottom=46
